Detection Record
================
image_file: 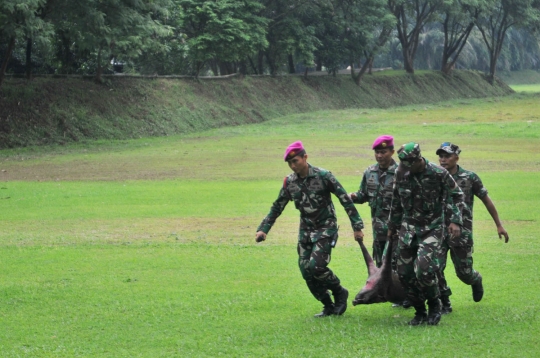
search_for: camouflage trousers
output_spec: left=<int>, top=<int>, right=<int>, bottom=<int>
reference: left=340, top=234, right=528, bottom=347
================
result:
left=396, top=226, right=442, bottom=305
left=297, top=237, right=340, bottom=302
left=437, top=238, right=481, bottom=297
left=373, top=239, right=387, bottom=268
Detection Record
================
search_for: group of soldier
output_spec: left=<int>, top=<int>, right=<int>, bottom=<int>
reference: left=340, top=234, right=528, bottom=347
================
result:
left=255, top=136, right=509, bottom=326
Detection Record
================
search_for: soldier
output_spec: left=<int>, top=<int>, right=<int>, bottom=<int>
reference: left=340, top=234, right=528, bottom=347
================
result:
left=388, top=142, right=465, bottom=326
left=349, top=135, right=398, bottom=268
left=436, top=142, right=509, bottom=314
left=256, top=141, right=365, bottom=318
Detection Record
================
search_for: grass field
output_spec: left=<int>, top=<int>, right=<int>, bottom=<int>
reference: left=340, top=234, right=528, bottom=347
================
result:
left=1, top=92, right=539, bottom=357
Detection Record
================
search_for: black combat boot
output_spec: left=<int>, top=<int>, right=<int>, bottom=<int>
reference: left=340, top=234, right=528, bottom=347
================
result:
left=408, top=304, right=427, bottom=326
left=472, top=275, right=484, bottom=302
left=440, top=296, right=452, bottom=314
left=332, top=286, right=349, bottom=315
left=402, top=299, right=412, bottom=309
left=427, top=298, right=442, bottom=325
left=314, top=295, right=335, bottom=318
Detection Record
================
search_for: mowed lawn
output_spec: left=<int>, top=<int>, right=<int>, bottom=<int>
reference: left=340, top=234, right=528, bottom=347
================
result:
left=1, top=93, right=539, bottom=357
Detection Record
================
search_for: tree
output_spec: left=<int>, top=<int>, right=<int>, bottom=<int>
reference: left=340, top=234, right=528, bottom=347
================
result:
left=439, top=0, right=484, bottom=74
left=179, top=0, right=268, bottom=77
left=476, top=0, right=539, bottom=81
left=388, top=0, right=443, bottom=73
left=258, top=0, right=321, bottom=76
left=51, top=0, right=173, bottom=82
left=0, top=0, right=52, bottom=87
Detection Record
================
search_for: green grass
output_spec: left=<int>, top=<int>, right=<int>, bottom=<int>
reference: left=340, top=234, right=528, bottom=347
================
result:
left=509, top=84, right=540, bottom=93
left=1, top=93, right=539, bottom=357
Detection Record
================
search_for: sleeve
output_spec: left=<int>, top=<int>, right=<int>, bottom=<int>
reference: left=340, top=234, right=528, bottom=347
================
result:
left=256, top=185, right=291, bottom=234
left=444, top=172, right=464, bottom=226
left=352, top=170, right=369, bottom=204
left=471, top=173, right=488, bottom=199
left=325, top=171, right=364, bottom=231
left=388, top=177, right=403, bottom=231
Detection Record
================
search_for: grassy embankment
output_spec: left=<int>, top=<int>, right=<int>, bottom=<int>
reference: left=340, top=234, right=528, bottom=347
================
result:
left=1, top=83, right=539, bottom=356
left=0, top=70, right=512, bottom=149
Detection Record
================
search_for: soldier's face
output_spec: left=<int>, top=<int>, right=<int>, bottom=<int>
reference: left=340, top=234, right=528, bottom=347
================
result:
left=287, top=154, right=309, bottom=176
left=409, top=158, right=424, bottom=173
left=374, top=148, right=395, bottom=168
left=439, top=153, right=459, bottom=171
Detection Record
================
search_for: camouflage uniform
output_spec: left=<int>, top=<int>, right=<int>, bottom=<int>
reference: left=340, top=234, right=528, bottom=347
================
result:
left=258, top=164, right=364, bottom=302
left=438, top=166, right=486, bottom=297
left=389, top=151, right=464, bottom=306
left=352, top=159, right=398, bottom=267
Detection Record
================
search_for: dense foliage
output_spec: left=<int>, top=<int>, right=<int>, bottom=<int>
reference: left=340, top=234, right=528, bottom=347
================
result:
left=1, top=0, right=539, bottom=86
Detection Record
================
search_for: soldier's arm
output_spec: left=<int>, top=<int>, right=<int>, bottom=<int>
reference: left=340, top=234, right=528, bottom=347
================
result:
left=480, top=194, right=509, bottom=243
left=445, top=172, right=464, bottom=227
left=471, top=173, right=509, bottom=242
left=387, top=179, right=402, bottom=234
left=350, top=171, right=369, bottom=204
left=326, top=172, right=364, bottom=233
left=256, top=186, right=290, bottom=237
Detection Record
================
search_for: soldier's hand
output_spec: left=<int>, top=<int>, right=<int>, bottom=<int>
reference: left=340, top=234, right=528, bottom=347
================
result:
left=354, top=230, right=364, bottom=242
left=448, top=223, right=461, bottom=238
left=497, top=225, right=509, bottom=243
left=349, top=192, right=357, bottom=201
left=255, top=231, right=267, bottom=243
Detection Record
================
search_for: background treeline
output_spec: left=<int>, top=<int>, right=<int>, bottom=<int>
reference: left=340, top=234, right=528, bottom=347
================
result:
left=1, top=0, right=540, bottom=87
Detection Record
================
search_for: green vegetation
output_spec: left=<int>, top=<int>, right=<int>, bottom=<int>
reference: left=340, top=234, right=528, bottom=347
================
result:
left=2, top=0, right=540, bottom=83
left=0, top=71, right=512, bottom=148
left=1, top=92, right=539, bottom=356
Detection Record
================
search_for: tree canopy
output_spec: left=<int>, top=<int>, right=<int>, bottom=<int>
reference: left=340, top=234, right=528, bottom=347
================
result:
left=1, top=0, right=540, bottom=87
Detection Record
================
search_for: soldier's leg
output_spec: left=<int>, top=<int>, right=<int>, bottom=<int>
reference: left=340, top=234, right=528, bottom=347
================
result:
left=437, top=238, right=453, bottom=313
left=396, top=232, right=425, bottom=306
left=310, top=237, right=350, bottom=314
left=298, top=240, right=328, bottom=301
left=416, top=229, right=443, bottom=325
left=449, top=245, right=479, bottom=284
left=449, top=224, right=480, bottom=286
left=397, top=239, right=427, bottom=325
left=373, top=239, right=387, bottom=268
left=449, top=244, right=483, bottom=301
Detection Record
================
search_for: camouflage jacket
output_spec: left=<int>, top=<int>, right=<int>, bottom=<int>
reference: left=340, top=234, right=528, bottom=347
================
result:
left=352, top=160, right=398, bottom=241
left=445, top=165, right=488, bottom=239
left=389, top=159, right=464, bottom=234
left=257, top=164, right=364, bottom=237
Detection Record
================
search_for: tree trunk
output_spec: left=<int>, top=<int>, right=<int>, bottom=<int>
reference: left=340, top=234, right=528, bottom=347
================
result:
left=265, top=51, right=277, bottom=76
left=403, top=51, right=415, bottom=74
left=287, top=54, right=295, bottom=74
left=257, top=51, right=264, bottom=75
left=350, top=60, right=371, bottom=86
left=26, top=38, right=33, bottom=80
left=0, top=36, right=16, bottom=88
left=218, top=61, right=229, bottom=76
left=247, top=56, right=258, bottom=74
left=488, top=51, right=498, bottom=84
left=209, top=60, right=219, bottom=76
left=304, top=67, right=308, bottom=78
left=441, top=61, right=454, bottom=75
left=95, top=47, right=103, bottom=83
left=239, top=59, right=247, bottom=77
left=316, top=59, right=322, bottom=72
